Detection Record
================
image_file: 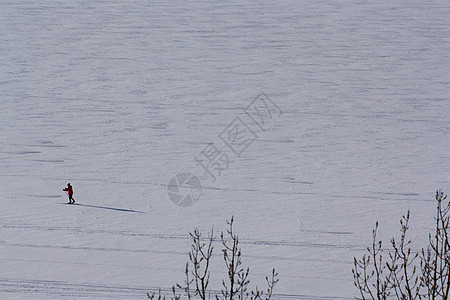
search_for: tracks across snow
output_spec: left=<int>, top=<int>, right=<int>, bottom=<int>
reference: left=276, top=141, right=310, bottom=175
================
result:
left=1, top=223, right=363, bottom=252
left=0, top=278, right=355, bottom=300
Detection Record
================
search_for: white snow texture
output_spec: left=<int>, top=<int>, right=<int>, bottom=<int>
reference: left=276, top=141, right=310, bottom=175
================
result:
left=1, top=0, right=449, bottom=299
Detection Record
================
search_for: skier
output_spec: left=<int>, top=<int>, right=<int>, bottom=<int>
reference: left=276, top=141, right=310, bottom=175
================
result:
left=63, top=183, right=75, bottom=204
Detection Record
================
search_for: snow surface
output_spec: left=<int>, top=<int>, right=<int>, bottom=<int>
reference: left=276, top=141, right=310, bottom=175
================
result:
left=1, top=0, right=449, bottom=299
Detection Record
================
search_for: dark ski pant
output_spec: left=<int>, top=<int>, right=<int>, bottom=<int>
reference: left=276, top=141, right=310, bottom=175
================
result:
left=68, top=194, right=75, bottom=204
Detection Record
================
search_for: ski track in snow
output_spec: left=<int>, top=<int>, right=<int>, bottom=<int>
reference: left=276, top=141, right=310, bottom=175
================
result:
left=1, top=223, right=362, bottom=251
left=0, top=278, right=355, bottom=300
left=1, top=0, right=449, bottom=299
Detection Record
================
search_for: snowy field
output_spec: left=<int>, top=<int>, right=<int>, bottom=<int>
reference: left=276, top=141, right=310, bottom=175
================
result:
left=1, top=0, right=449, bottom=299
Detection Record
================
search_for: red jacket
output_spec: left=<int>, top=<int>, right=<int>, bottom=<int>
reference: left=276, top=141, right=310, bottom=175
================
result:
left=64, top=186, right=73, bottom=195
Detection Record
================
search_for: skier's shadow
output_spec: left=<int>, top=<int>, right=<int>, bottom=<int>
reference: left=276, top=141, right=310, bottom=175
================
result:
left=73, top=203, right=145, bottom=213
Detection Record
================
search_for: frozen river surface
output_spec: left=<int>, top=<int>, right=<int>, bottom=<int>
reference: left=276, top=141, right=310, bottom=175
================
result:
left=1, top=0, right=449, bottom=299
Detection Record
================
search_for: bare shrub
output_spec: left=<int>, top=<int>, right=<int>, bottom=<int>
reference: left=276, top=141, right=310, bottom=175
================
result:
left=148, top=217, right=279, bottom=300
left=353, top=190, right=449, bottom=299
